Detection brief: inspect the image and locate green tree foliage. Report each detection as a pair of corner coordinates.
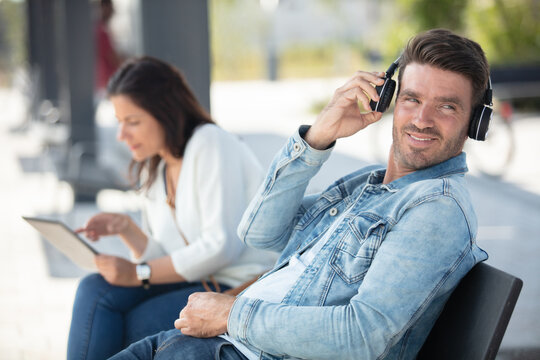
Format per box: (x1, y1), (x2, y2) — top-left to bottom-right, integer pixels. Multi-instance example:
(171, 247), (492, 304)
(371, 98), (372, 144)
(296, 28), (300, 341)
(384, 0), (540, 66)
(467, 0), (540, 65)
(0, 0), (26, 85)
(397, 0), (469, 31)
(209, 0), (268, 80)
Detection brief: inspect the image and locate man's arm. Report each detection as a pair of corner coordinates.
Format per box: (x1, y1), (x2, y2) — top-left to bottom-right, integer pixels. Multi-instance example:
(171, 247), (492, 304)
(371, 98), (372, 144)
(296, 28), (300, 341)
(228, 197), (478, 359)
(236, 127), (333, 253)
(238, 71), (385, 252)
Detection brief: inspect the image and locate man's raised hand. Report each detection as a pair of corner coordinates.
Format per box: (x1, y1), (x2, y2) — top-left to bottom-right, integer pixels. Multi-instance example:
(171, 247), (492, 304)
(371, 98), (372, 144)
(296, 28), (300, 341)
(305, 71), (386, 150)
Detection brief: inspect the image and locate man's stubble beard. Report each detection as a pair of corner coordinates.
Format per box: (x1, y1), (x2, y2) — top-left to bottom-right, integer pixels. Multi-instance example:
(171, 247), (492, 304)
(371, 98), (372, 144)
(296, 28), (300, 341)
(391, 123), (468, 171)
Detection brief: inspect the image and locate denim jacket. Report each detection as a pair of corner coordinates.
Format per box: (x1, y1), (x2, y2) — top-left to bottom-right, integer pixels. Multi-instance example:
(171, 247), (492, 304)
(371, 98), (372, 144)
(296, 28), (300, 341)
(228, 126), (488, 360)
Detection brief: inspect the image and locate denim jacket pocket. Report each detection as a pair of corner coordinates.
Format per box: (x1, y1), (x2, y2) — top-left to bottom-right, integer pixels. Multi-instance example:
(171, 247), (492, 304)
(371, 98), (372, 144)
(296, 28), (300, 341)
(330, 215), (386, 284)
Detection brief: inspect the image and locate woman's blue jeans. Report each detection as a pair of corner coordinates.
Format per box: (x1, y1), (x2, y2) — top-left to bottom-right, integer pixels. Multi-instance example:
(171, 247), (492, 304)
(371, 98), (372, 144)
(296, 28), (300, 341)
(67, 273), (230, 360)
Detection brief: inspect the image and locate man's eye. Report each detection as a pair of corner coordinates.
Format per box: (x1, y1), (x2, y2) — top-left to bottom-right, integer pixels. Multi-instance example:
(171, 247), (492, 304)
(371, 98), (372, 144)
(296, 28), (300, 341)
(442, 104), (456, 111)
(406, 98), (419, 103)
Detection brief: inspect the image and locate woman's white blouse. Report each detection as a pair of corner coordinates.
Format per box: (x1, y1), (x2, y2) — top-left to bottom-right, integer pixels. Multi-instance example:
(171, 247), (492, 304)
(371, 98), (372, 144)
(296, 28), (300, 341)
(137, 124), (277, 287)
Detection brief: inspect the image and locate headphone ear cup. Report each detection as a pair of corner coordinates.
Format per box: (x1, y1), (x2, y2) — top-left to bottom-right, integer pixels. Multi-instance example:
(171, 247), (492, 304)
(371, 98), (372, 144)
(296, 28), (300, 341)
(370, 79), (396, 113)
(468, 106), (481, 139)
(468, 105), (492, 141)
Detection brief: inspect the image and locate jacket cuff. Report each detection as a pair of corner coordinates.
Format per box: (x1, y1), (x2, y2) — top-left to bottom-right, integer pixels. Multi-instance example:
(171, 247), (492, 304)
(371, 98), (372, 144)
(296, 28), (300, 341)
(227, 296), (261, 343)
(288, 125), (334, 166)
(298, 124), (336, 150)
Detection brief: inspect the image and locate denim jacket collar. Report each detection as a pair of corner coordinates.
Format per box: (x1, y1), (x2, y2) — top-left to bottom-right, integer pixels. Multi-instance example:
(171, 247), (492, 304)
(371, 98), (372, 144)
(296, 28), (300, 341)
(368, 152), (469, 191)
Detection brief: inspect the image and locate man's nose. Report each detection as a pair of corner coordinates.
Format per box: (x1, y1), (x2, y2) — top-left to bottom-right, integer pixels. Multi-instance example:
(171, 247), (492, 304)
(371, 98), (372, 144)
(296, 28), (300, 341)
(412, 104), (435, 129)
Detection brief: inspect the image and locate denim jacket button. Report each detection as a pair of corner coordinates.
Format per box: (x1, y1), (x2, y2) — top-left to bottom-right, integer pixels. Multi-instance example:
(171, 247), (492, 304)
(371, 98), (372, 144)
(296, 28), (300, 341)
(293, 143), (301, 152)
(329, 207), (338, 216)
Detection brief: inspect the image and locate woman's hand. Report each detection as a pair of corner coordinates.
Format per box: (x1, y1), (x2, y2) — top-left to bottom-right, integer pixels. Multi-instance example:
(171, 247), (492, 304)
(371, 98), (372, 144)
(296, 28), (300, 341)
(76, 213), (131, 241)
(78, 213), (148, 260)
(95, 254), (140, 287)
(305, 71), (386, 150)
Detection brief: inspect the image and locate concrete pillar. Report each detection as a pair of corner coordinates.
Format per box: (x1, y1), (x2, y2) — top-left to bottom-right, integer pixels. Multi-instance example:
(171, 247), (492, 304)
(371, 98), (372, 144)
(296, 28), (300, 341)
(138, 0), (211, 111)
(55, 0), (95, 146)
(26, 0), (59, 108)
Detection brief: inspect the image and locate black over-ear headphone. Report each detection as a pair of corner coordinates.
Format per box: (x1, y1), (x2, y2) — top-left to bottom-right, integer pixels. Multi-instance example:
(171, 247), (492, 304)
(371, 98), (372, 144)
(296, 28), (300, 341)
(369, 57), (399, 114)
(468, 78), (493, 141)
(369, 58), (493, 141)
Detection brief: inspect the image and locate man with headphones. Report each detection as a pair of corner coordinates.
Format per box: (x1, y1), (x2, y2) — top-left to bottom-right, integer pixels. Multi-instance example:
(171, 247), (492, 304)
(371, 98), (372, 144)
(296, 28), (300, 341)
(112, 29), (490, 360)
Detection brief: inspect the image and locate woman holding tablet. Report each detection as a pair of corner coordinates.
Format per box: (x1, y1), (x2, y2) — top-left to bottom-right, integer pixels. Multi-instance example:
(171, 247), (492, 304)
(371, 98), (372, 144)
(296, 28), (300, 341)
(66, 57), (276, 360)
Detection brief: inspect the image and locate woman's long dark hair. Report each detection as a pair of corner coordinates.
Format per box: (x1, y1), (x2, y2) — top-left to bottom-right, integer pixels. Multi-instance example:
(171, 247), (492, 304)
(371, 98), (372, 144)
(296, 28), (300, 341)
(107, 56), (215, 190)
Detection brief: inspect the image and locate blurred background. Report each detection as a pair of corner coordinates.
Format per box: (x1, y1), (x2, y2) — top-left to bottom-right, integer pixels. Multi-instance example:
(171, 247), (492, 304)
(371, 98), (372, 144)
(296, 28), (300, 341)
(0, 0), (539, 358)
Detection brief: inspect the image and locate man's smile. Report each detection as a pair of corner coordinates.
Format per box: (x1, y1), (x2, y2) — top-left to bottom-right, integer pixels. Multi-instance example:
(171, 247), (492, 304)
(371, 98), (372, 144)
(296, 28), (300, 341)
(405, 131), (439, 148)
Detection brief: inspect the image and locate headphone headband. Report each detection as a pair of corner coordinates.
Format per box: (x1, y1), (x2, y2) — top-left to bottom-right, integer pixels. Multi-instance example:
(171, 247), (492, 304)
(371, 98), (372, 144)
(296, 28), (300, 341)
(483, 77), (493, 106)
(385, 56), (400, 78)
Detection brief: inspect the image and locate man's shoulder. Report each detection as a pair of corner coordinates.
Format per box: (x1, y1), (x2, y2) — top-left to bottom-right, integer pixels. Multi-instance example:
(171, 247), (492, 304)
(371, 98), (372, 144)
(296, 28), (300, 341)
(407, 173), (469, 198)
(397, 175), (475, 223)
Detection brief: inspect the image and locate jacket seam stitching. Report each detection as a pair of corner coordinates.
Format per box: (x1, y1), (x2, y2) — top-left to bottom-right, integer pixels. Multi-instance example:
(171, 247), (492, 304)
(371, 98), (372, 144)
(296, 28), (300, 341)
(240, 299), (261, 344)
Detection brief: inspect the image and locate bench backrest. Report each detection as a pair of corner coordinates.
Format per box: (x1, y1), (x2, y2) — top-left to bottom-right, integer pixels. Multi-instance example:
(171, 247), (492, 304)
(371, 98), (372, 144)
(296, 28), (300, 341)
(417, 262), (523, 360)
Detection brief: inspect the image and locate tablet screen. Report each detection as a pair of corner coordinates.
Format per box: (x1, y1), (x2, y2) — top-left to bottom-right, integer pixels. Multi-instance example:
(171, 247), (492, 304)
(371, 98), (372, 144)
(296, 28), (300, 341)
(23, 216), (98, 270)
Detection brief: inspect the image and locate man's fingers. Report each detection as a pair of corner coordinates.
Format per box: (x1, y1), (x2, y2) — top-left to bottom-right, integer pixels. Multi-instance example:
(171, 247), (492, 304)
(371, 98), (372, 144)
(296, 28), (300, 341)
(338, 72), (385, 98)
(363, 111), (384, 125)
(178, 308), (187, 320)
(176, 307), (189, 328)
(351, 70), (385, 83)
(350, 74), (385, 97)
(175, 318), (195, 337)
(339, 87), (371, 113)
(179, 327), (196, 337)
(340, 77), (383, 103)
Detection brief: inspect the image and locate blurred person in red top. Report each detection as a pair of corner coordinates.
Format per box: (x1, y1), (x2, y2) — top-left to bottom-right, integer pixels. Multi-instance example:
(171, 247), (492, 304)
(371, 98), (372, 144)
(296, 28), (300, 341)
(95, 0), (123, 97)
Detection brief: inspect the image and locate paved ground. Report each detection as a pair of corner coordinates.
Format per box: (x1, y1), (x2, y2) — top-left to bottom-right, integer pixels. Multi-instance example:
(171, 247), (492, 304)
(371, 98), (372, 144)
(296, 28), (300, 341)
(1, 78), (539, 359)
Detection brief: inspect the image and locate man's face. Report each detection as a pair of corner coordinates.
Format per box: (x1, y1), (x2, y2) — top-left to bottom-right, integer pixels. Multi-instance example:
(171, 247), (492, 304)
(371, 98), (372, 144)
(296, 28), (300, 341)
(391, 63), (473, 172)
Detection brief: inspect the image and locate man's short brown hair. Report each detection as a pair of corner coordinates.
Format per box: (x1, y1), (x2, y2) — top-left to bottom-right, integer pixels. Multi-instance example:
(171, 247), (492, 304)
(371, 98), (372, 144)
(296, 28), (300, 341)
(397, 29), (490, 107)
